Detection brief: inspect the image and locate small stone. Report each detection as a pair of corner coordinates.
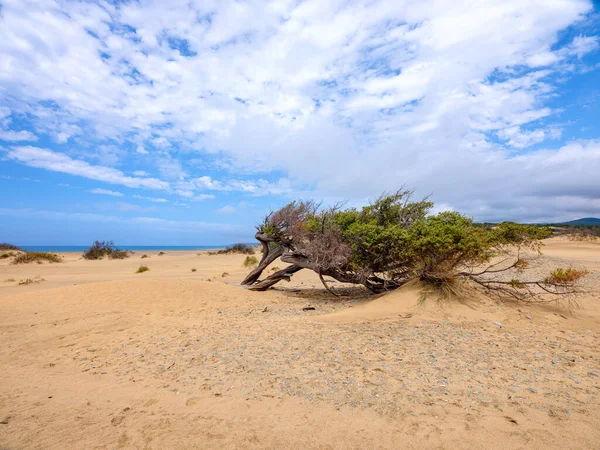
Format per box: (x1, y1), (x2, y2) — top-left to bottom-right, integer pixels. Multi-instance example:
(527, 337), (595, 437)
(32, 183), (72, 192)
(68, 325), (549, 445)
(529, 387), (537, 393)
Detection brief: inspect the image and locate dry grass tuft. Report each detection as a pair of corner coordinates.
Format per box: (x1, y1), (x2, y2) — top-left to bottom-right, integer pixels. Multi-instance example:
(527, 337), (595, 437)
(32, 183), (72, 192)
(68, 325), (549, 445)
(191, 268), (197, 272)
(18, 276), (45, 285)
(141, 254), (149, 259)
(544, 267), (589, 285)
(158, 251), (166, 256)
(136, 265), (150, 273)
(3, 278), (16, 283)
(0, 243), (21, 251)
(12, 252), (61, 264)
(243, 255), (258, 268)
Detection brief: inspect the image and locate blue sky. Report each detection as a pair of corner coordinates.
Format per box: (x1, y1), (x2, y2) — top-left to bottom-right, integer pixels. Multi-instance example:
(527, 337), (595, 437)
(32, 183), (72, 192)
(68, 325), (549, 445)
(1, 0), (599, 245)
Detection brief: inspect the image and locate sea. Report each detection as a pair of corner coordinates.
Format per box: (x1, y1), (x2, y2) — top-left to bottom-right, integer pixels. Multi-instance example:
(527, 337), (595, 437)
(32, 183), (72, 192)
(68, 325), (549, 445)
(18, 245), (226, 253)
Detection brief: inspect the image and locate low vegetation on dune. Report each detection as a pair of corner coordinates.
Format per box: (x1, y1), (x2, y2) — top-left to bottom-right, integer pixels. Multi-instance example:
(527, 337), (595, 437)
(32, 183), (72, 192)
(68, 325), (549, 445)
(243, 255), (259, 268)
(210, 243), (255, 255)
(83, 241), (130, 260)
(0, 243), (21, 251)
(12, 252), (61, 264)
(136, 265), (150, 273)
(0, 251), (17, 259)
(141, 254), (149, 259)
(241, 189), (585, 305)
(18, 276), (45, 285)
(158, 251), (166, 256)
(3, 278), (16, 283)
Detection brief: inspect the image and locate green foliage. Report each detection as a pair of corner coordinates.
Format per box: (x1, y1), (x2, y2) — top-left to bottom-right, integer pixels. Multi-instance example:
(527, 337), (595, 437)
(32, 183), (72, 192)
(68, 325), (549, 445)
(249, 190), (587, 299)
(12, 252), (61, 264)
(83, 241), (130, 260)
(136, 265), (150, 273)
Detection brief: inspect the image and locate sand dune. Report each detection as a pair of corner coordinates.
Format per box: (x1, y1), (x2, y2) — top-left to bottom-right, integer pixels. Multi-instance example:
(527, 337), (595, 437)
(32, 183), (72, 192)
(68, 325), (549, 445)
(0, 238), (599, 449)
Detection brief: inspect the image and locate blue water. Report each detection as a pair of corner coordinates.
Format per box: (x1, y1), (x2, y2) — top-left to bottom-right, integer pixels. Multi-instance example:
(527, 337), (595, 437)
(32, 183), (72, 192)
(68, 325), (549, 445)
(19, 245), (227, 253)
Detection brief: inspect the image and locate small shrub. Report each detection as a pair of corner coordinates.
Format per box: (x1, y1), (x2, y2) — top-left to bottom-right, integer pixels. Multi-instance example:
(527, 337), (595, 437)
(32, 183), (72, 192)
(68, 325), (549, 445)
(221, 272), (229, 277)
(4, 278), (15, 282)
(213, 243), (255, 255)
(191, 268), (197, 272)
(136, 265), (150, 273)
(18, 276), (45, 285)
(12, 252), (61, 264)
(158, 251), (166, 256)
(83, 241), (130, 260)
(270, 266), (280, 272)
(243, 255), (258, 268)
(141, 254), (149, 259)
(0, 251), (16, 259)
(0, 243), (21, 251)
(545, 267), (589, 285)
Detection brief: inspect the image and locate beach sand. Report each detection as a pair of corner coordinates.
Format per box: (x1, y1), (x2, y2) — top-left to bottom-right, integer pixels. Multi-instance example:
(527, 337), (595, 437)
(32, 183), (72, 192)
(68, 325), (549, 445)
(0, 238), (599, 449)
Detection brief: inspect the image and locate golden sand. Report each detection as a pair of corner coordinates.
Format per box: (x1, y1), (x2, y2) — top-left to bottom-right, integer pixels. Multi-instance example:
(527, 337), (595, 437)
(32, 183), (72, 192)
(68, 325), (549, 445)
(0, 238), (599, 449)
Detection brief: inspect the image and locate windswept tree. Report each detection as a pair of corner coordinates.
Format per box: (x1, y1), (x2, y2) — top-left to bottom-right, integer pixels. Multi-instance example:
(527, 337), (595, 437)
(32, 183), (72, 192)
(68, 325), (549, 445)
(241, 190), (586, 303)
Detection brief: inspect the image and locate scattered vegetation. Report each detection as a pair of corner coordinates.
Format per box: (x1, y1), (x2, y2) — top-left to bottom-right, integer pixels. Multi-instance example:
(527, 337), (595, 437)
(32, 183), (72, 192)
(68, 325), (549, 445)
(0, 251), (17, 259)
(243, 255), (259, 268)
(18, 276), (45, 285)
(141, 254), (149, 259)
(136, 265), (150, 273)
(3, 278), (15, 283)
(83, 241), (130, 260)
(222, 272), (229, 277)
(12, 252), (61, 264)
(158, 251), (166, 256)
(270, 266), (280, 272)
(191, 268), (197, 272)
(0, 243), (21, 251)
(210, 243), (255, 255)
(545, 267), (589, 285)
(241, 189), (587, 304)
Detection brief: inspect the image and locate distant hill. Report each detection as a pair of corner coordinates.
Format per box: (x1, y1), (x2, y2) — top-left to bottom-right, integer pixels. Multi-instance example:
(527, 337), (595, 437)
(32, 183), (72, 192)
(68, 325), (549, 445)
(561, 218), (600, 226)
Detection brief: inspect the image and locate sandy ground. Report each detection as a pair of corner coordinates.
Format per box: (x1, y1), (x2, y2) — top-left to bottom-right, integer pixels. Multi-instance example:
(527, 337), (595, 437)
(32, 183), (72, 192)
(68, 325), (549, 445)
(0, 238), (599, 449)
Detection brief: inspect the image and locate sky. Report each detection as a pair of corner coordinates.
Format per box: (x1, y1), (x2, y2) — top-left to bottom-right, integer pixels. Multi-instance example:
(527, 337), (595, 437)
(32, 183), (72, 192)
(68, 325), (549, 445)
(0, 0), (599, 245)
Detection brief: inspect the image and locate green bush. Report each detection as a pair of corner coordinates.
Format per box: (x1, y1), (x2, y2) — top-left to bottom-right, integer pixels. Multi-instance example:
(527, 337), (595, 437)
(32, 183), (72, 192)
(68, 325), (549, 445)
(242, 190), (587, 302)
(83, 241), (130, 260)
(12, 252), (61, 264)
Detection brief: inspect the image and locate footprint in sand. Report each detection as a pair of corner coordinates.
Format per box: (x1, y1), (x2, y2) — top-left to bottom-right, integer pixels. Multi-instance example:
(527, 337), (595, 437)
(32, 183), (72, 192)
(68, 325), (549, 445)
(186, 397), (201, 407)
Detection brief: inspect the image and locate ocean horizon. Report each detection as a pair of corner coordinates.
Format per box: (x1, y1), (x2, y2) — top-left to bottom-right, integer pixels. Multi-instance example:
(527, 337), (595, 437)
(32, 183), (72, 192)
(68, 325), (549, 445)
(18, 245), (229, 253)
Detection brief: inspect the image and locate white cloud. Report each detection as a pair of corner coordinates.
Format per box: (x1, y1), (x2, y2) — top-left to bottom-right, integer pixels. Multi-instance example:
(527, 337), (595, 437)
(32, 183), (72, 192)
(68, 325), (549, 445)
(190, 194), (215, 201)
(90, 188), (124, 197)
(4, 146), (170, 190)
(133, 194), (168, 203)
(133, 170), (149, 177)
(0, 0), (598, 221)
(0, 130), (38, 142)
(217, 205), (236, 214)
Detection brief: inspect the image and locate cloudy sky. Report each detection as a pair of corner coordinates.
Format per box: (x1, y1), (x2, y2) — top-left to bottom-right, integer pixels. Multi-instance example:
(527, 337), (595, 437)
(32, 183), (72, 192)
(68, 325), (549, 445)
(1, 0), (599, 245)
